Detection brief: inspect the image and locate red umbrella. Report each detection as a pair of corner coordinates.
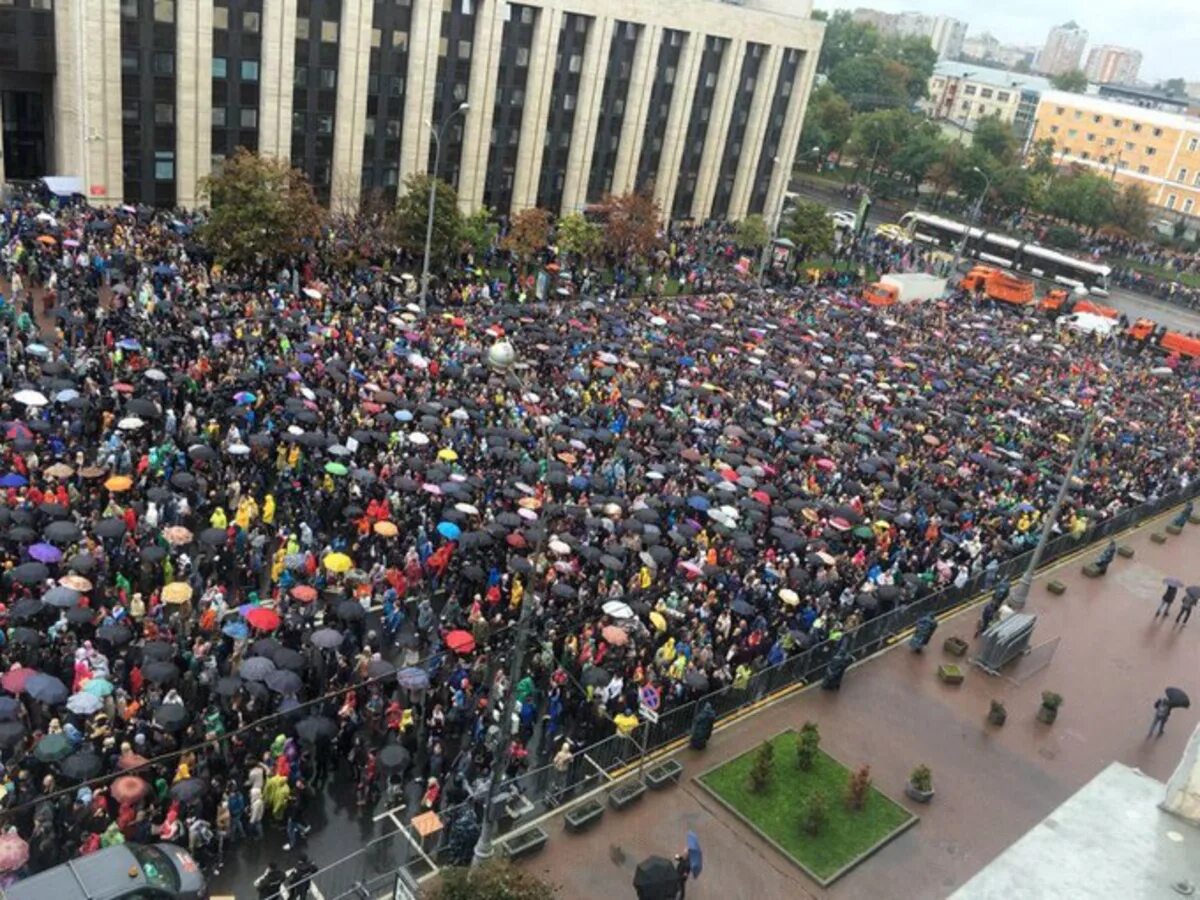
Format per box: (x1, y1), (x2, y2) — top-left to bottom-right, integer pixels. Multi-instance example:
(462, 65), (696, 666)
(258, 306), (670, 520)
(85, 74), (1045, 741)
(1, 666), (37, 694)
(445, 630), (475, 654)
(751, 490), (772, 505)
(110, 775), (150, 804)
(601, 625), (629, 646)
(246, 608), (281, 631)
(290, 585), (318, 603)
(117, 752), (149, 771)
(0, 833), (29, 872)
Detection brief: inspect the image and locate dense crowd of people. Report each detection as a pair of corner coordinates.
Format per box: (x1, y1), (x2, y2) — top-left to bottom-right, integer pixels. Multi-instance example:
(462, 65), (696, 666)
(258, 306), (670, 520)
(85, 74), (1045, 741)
(0, 196), (1194, 896)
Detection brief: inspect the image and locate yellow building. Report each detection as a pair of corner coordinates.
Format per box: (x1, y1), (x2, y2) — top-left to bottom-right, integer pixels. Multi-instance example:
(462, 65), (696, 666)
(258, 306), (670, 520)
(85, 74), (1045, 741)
(1032, 90), (1200, 216)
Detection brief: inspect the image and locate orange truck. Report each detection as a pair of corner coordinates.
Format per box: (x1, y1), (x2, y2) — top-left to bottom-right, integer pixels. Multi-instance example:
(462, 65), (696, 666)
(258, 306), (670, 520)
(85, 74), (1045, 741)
(959, 266), (1035, 307)
(1039, 289), (1119, 319)
(1127, 318), (1200, 358)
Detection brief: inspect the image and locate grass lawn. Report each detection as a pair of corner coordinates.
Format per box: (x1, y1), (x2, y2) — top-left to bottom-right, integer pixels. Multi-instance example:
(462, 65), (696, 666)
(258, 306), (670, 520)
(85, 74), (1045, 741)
(699, 732), (915, 884)
(1114, 258), (1200, 289)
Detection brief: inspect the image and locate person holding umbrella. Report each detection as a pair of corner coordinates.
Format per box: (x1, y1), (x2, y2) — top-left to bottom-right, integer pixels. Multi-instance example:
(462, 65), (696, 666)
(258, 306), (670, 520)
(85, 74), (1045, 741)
(1157, 578), (1182, 618)
(1176, 587), (1198, 626)
(1147, 690), (1190, 738)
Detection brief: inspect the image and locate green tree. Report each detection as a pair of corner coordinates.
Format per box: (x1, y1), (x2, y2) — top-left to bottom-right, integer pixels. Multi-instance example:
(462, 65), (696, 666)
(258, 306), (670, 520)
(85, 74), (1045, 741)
(594, 187), (664, 261)
(748, 739), (776, 793)
(848, 108), (913, 178)
(893, 122), (949, 193)
(779, 200), (835, 262)
(459, 207), (498, 260)
(735, 214), (770, 250)
(796, 721), (821, 771)
(816, 10), (880, 75)
(972, 114), (1018, 166)
(500, 207), (552, 269)
(428, 860), (556, 900)
(1050, 69), (1089, 93)
(829, 56), (908, 111)
(800, 84), (855, 158)
(1161, 77), (1189, 98)
(1109, 184), (1151, 237)
(990, 165), (1032, 214)
(884, 34), (939, 101)
(1026, 138), (1058, 178)
(1045, 170), (1115, 229)
(198, 148), (324, 270)
(802, 792), (829, 836)
(556, 211), (603, 262)
(391, 173), (463, 270)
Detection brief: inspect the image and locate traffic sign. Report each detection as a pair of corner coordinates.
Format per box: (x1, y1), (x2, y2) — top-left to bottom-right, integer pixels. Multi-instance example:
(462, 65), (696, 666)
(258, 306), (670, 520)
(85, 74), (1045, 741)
(639, 684), (661, 712)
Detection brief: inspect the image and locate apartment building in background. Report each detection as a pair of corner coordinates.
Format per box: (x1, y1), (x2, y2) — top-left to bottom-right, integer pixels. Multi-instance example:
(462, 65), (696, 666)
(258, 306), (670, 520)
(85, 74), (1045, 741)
(1032, 90), (1200, 216)
(851, 8), (966, 60)
(923, 61), (1051, 143)
(959, 32), (1038, 71)
(0, 0), (824, 224)
(1084, 45), (1141, 86)
(1034, 21), (1087, 77)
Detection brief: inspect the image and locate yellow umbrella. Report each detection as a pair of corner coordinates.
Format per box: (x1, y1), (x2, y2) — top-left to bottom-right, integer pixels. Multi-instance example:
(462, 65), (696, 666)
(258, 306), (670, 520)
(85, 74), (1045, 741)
(436, 448), (458, 462)
(323, 552), (353, 574)
(649, 611), (667, 632)
(162, 582), (193, 604)
(779, 588), (800, 606)
(373, 521), (398, 537)
(104, 475), (133, 492)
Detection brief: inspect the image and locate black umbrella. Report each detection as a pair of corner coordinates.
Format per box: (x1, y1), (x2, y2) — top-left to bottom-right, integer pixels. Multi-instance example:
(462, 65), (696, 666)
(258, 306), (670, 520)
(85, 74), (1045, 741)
(633, 856), (680, 900)
(239, 657), (276, 682)
(295, 716), (337, 743)
(59, 750), (103, 781)
(309, 628), (343, 649)
(377, 744), (410, 772)
(43, 521), (83, 544)
(65, 606), (94, 626)
(0, 719), (26, 748)
(266, 669), (303, 695)
(96, 624), (133, 646)
(215, 676), (244, 697)
(199, 527), (227, 545)
(273, 648), (305, 672)
(10, 627), (43, 647)
(169, 778), (207, 802)
(93, 518), (127, 539)
(336, 600), (365, 622)
(42, 585), (81, 608)
(142, 661), (179, 685)
(581, 665), (611, 688)
(1166, 687), (1191, 709)
(9, 562), (49, 584)
(153, 704), (188, 732)
(141, 640), (175, 661)
(25, 673), (68, 705)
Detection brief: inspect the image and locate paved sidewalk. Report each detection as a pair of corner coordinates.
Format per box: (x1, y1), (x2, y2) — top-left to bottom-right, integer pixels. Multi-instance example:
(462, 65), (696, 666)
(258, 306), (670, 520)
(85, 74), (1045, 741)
(520, 507), (1200, 900)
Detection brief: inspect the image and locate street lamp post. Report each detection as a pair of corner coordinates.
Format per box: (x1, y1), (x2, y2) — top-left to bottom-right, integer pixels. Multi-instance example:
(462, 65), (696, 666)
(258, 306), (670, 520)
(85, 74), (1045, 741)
(945, 165), (992, 292)
(418, 101), (469, 314)
(757, 156), (783, 287)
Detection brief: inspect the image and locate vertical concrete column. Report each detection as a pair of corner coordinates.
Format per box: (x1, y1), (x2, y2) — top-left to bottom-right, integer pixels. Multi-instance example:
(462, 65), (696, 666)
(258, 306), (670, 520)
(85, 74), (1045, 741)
(690, 39), (743, 222)
(764, 50), (815, 228)
(176, 0), (213, 208)
(457, 0), (505, 212)
(728, 44), (780, 220)
(610, 23), (659, 195)
(559, 15), (612, 215)
(329, 0), (373, 212)
(510, 5), (562, 211)
(259, 0), (298, 159)
(654, 31), (703, 217)
(400, 0), (440, 186)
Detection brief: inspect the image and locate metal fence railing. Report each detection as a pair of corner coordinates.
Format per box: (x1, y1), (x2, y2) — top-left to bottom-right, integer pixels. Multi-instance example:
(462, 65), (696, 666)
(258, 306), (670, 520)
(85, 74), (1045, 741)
(298, 480), (1200, 896)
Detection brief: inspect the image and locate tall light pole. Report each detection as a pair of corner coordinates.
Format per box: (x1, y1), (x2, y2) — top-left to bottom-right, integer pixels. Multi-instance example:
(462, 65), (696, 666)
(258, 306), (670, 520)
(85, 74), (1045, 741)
(419, 101), (469, 314)
(757, 156), (783, 287)
(944, 165), (992, 293)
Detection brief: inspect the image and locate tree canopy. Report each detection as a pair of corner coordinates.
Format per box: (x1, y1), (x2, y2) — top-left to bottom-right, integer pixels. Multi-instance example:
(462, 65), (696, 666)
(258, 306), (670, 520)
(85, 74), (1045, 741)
(779, 200), (835, 261)
(391, 173), (463, 271)
(593, 187), (664, 262)
(426, 860), (556, 900)
(500, 207), (552, 267)
(199, 149), (324, 270)
(555, 211), (603, 262)
(1050, 69), (1088, 93)
(735, 214), (770, 250)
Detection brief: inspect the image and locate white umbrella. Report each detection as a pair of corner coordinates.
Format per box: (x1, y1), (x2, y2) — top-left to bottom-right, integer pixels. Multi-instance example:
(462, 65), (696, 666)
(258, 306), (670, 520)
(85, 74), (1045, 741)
(549, 539), (572, 556)
(145, 368), (168, 381)
(302, 287), (322, 299)
(454, 503), (480, 516)
(227, 443), (250, 456)
(408, 431), (429, 446)
(117, 417), (145, 431)
(603, 600), (634, 619)
(13, 390), (47, 407)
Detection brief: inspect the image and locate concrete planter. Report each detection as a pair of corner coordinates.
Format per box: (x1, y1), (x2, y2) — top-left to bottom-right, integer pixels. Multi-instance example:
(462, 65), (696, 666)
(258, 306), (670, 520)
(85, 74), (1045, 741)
(937, 664), (964, 685)
(1081, 563), (1103, 577)
(942, 637), (968, 657)
(904, 781), (935, 803)
(564, 799), (605, 834)
(608, 780), (647, 811)
(501, 825), (548, 860)
(1117, 545), (1135, 558)
(645, 760), (683, 790)
(1189, 514), (1200, 525)
(1167, 524), (1183, 536)
(1037, 705), (1059, 724)
(1151, 533), (1167, 544)
(1047, 580), (1067, 595)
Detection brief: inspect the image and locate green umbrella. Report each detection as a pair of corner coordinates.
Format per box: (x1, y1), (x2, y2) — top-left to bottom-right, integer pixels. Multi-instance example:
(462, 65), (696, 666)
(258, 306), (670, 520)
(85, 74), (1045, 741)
(324, 462), (348, 476)
(852, 433), (870, 445)
(852, 526), (875, 540)
(34, 733), (73, 763)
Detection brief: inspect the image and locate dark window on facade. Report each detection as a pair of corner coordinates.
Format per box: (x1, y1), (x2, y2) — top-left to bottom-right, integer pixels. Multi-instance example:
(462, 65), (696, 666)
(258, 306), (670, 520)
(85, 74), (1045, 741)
(427, 0), (477, 191)
(535, 12), (591, 212)
(211, 1), (263, 162)
(671, 35), (726, 220)
(749, 47), (803, 215)
(0, 0), (56, 179)
(361, 0), (413, 206)
(482, 3), (536, 214)
(291, 0), (341, 203)
(711, 42), (765, 220)
(121, 0), (177, 206)
(635, 28), (685, 192)
(586, 21), (640, 203)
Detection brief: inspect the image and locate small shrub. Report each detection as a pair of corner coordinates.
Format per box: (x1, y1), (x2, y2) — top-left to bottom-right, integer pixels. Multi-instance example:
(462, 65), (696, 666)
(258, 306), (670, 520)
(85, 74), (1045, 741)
(748, 740), (776, 793)
(845, 764), (872, 811)
(1040, 691), (1064, 711)
(909, 765), (932, 793)
(802, 792), (829, 836)
(988, 700), (1007, 725)
(796, 721), (820, 771)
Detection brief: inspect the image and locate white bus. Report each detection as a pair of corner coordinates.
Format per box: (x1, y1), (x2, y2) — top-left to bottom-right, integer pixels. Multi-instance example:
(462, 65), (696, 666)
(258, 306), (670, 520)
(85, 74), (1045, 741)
(898, 212), (1111, 296)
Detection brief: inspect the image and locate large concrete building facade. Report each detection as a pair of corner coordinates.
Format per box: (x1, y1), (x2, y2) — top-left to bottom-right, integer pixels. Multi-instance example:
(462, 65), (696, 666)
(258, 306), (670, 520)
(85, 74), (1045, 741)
(0, 0), (823, 224)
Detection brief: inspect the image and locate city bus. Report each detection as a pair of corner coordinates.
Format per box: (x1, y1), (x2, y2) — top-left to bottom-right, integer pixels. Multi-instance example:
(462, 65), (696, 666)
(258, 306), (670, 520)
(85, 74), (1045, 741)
(897, 212), (1112, 296)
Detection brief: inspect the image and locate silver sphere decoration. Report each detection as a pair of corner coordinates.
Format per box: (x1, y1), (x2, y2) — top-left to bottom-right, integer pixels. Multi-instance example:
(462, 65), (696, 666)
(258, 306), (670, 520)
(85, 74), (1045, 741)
(487, 340), (516, 372)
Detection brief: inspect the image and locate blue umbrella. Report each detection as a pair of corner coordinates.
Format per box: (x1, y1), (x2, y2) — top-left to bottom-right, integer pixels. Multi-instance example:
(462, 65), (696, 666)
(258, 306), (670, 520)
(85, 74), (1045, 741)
(687, 495), (710, 511)
(397, 410), (414, 422)
(569, 475), (590, 491)
(222, 621), (249, 640)
(117, 338), (141, 351)
(0, 474), (27, 488)
(687, 831), (702, 878)
(25, 673), (68, 705)
(67, 692), (103, 716)
(239, 657), (276, 682)
(436, 521), (462, 541)
(396, 667), (430, 690)
(28, 543), (63, 564)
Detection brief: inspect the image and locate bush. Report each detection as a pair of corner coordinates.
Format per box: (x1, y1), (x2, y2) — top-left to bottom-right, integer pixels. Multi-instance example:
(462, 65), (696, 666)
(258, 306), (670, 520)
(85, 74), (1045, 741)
(797, 721), (821, 771)
(845, 764), (872, 811)
(802, 792), (829, 836)
(909, 765), (932, 793)
(748, 740), (776, 793)
(1040, 691), (1064, 710)
(1044, 225), (1081, 250)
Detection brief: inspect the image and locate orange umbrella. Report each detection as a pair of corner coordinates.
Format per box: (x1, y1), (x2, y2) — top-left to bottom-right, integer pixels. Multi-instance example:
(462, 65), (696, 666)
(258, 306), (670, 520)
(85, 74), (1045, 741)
(104, 475), (133, 492)
(373, 521), (398, 537)
(36, 235), (56, 245)
(290, 585), (318, 603)
(110, 775), (150, 804)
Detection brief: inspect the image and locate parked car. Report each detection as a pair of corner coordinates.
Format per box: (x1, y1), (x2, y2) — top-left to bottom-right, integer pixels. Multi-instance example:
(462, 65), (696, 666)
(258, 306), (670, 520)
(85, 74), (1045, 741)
(874, 222), (910, 244)
(828, 210), (857, 231)
(1, 843), (206, 900)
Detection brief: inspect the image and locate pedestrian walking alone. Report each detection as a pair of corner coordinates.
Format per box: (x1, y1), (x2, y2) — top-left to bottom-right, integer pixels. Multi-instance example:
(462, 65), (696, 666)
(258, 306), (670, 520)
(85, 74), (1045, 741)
(1176, 591), (1197, 626)
(1148, 696), (1172, 738)
(674, 853), (691, 899)
(1157, 582), (1178, 618)
(286, 853), (319, 900)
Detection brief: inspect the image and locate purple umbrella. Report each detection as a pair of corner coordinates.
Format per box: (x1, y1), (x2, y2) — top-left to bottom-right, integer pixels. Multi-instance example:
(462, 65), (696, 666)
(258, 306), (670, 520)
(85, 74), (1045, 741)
(28, 543), (63, 564)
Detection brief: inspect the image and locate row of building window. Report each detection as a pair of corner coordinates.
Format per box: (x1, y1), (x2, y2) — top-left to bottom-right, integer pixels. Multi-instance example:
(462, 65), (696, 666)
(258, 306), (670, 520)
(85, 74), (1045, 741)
(213, 7), (259, 32)
(0, 0), (53, 8)
(961, 85), (1011, 102)
(1165, 195), (1195, 213)
(213, 57), (259, 81)
(296, 18), (339, 42)
(213, 107), (258, 128)
(1054, 106), (1165, 137)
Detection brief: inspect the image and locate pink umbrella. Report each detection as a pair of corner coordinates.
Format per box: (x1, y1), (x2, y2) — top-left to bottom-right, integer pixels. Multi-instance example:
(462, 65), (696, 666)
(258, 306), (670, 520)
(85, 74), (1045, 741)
(0, 832), (29, 872)
(601, 625), (630, 646)
(1, 666), (37, 695)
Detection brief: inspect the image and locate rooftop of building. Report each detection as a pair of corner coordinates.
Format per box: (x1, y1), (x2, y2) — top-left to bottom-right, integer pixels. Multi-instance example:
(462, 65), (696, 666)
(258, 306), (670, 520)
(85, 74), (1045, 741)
(1039, 89), (1200, 132)
(932, 60), (1053, 93)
